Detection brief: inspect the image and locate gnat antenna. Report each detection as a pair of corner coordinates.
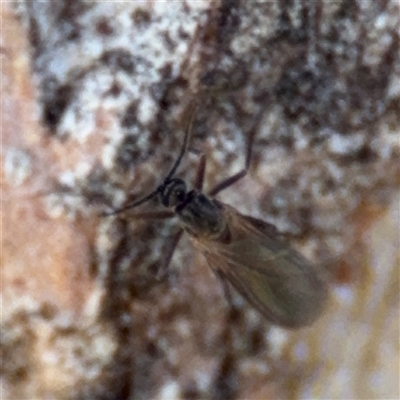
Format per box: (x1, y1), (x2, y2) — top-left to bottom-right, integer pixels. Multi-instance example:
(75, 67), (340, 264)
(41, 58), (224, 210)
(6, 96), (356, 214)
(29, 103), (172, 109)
(102, 102), (198, 216)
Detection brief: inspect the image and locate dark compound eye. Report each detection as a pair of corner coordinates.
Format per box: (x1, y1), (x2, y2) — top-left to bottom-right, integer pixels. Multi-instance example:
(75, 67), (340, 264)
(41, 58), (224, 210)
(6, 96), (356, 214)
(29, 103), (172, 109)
(162, 179), (187, 207)
(176, 188), (185, 200)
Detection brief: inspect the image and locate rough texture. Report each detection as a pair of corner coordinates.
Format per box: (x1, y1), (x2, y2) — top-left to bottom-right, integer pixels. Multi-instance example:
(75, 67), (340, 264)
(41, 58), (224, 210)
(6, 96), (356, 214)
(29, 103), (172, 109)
(2, 1), (399, 399)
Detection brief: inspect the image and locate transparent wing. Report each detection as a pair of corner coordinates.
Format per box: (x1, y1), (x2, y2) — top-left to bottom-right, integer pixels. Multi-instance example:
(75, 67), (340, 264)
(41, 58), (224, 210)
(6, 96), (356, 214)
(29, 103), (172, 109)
(199, 213), (329, 328)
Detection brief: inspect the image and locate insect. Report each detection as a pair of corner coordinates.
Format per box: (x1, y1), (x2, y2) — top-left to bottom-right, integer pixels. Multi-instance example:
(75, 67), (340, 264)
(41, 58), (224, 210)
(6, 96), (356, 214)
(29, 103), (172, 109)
(104, 102), (329, 328)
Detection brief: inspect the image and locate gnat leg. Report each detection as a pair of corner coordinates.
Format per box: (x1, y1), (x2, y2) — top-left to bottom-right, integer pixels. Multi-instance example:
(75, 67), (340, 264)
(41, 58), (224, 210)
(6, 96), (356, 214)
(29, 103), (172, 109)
(209, 111), (261, 197)
(121, 211), (175, 220)
(156, 229), (184, 280)
(211, 269), (238, 321)
(213, 269), (233, 305)
(209, 169), (248, 197)
(193, 154), (207, 191)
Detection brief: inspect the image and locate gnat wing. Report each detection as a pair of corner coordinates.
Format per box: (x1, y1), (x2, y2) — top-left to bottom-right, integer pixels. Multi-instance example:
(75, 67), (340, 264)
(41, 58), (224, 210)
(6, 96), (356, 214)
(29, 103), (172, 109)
(196, 209), (329, 328)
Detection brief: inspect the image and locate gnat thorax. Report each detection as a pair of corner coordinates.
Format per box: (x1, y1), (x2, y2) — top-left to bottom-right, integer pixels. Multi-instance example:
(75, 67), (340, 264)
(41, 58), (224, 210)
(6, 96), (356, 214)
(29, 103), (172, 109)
(176, 191), (226, 238)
